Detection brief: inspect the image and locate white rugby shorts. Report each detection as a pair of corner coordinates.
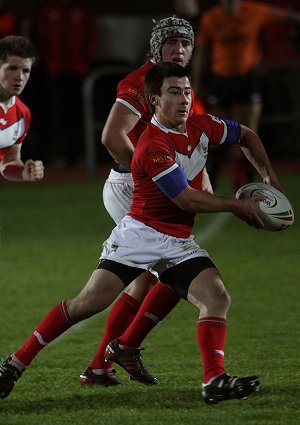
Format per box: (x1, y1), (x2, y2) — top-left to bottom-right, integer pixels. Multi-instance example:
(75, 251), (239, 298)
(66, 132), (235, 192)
(102, 169), (134, 224)
(100, 216), (210, 276)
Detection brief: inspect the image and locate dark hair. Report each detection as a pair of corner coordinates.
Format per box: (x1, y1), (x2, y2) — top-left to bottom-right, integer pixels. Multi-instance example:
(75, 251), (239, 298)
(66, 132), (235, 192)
(0, 35), (36, 64)
(145, 62), (190, 114)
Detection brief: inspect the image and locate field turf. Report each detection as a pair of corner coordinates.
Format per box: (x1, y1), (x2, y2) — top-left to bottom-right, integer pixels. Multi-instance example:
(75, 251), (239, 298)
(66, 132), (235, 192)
(0, 172), (299, 425)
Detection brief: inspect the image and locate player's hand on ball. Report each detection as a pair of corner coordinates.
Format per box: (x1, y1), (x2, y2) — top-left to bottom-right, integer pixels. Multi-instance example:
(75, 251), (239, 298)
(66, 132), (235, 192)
(233, 195), (265, 229)
(236, 182), (294, 231)
(23, 159), (44, 181)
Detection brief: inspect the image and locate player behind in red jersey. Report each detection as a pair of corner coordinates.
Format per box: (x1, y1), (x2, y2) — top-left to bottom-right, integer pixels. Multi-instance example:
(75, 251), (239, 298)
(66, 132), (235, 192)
(0, 35), (44, 182)
(0, 62), (282, 404)
(80, 16), (210, 386)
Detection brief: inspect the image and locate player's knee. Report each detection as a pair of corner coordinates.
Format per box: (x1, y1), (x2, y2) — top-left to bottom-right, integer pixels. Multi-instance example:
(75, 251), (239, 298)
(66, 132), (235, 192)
(66, 296), (100, 322)
(213, 280), (231, 310)
(220, 289), (231, 311)
(125, 276), (156, 301)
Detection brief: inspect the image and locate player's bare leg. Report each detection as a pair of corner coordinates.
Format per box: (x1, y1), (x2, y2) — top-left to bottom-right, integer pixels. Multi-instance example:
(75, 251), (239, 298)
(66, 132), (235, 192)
(0, 269), (124, 399)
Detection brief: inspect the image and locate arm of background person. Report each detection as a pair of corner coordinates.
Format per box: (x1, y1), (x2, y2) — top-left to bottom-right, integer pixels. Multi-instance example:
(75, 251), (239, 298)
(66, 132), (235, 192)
(284, 10), (300, 25)
(191, 43), (210, 99)
(101, 102), (139, 171)
(173, 0), (200, 18)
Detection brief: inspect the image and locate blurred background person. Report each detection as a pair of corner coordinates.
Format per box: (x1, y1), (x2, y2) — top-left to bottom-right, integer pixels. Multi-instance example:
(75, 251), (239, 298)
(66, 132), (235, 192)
(0, 0), (19, 38)
(191, 0), (300, 191)
(173, 0), (218, 31)
(30, 0), (97, 166)
(172, 1), (218, 115)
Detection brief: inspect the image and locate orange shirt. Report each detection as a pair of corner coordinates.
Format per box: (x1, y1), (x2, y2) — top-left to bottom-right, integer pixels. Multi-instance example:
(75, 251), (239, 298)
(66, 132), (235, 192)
(196, 1), (286, 76)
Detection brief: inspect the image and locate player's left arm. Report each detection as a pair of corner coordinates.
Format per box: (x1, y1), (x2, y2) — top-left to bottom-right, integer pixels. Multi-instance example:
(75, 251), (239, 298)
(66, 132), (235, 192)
(238, 124), (282, 191)
(0, 145), (44, 182)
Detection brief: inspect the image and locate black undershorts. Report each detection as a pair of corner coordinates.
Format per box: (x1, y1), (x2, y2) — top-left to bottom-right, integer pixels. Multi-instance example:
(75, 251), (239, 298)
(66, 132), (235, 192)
(97, 256), (216, 300)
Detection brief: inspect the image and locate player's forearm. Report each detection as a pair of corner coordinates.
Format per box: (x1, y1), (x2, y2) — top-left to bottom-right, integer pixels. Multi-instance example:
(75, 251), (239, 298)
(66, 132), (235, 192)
(174, 186), (238, 214)
(239, 125), (281, 189)
(174, 186), (264, 229)
(102, 134), (134, 171)
(0, 162), (24, 182)
(105, 144), (134, 171)
(190, 194), (237, 214)
(242, 149), (281, 191)
(241, 146), (273, 180)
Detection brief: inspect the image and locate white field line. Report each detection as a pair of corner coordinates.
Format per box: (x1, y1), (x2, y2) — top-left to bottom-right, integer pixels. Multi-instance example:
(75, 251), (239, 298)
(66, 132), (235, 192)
(195, 212), (231, 244)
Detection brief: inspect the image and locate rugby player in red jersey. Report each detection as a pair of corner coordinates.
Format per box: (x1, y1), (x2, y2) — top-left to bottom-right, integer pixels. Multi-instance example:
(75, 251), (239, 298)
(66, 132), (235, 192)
(0, 62), (282, 404)
(0, 35), (44, 182)
(80, 16), (209, 386)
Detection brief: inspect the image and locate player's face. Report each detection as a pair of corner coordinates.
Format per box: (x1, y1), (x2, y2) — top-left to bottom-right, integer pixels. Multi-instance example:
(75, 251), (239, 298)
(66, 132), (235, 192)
(0, 56), (32, 100)
(153, 76), (192, 131)
(161, 37), (193, 67)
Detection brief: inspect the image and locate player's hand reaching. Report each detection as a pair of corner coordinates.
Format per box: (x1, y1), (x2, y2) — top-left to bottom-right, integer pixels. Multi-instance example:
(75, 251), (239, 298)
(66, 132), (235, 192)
(262, 174), (283, 193)
(22, 159), (44, 182)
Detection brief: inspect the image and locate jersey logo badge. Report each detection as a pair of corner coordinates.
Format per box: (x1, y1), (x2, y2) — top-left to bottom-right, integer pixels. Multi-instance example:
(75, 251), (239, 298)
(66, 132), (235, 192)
(0, 118), (7, 125)
(148, 151), (172, 166)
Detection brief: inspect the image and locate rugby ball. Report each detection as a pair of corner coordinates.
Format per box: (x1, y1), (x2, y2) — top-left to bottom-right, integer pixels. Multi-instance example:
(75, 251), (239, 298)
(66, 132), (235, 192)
(235, 182), (294, 231)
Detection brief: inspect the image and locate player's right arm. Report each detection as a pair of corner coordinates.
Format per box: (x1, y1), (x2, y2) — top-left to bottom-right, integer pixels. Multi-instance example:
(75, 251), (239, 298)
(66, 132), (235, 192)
(0, 145), (44, 182)
(153, 163), (264, 229)
(174, 183), (264, 229)
(101, 102), (139, 171)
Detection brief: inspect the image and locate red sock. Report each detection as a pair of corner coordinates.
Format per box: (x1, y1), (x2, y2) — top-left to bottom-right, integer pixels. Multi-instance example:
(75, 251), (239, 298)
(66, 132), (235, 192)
(119, 282), (180, 348)
(89, 292), (141, 369)
(197, 317), (227, 383)
(14, 301), (73, 367)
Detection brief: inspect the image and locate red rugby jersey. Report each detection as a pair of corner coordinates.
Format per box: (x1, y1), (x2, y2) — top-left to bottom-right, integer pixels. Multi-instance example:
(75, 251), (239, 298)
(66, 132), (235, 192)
(0, 97), (31, 161)
(130, 114), (237, 238)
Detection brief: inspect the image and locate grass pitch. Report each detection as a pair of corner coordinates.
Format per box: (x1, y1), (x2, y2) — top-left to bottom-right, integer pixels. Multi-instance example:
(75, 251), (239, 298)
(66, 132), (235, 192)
(0, 173), (299, 425)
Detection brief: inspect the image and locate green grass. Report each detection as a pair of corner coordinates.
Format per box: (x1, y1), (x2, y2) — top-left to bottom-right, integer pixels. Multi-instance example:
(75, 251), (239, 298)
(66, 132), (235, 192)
(0, 174), (299, 425)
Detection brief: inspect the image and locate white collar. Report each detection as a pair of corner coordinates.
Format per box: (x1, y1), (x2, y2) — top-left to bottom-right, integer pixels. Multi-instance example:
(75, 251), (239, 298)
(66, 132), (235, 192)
(151, 114), (187, 136)
(0, 96), (16, 113)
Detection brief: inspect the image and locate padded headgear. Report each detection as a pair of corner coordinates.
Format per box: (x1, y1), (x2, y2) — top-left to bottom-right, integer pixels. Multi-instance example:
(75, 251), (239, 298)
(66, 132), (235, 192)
(150, 16), (194, 63)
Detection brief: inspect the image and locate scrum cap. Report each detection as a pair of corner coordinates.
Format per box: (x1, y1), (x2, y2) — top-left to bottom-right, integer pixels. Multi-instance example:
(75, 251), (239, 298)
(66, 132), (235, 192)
(150, 16), (194, 63)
